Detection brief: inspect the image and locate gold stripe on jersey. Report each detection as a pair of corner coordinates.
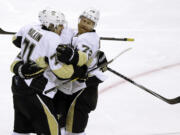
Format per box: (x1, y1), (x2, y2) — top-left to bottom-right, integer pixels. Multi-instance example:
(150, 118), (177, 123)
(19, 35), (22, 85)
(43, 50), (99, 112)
(66, 89), (85, 132)
(12, 35), (17, 42)
(10, 60), (20, 73)
(52, 64), (74, 79)
(86, 58), (93, 67)
(36, 57), (48, 68)
(37, 95), (59, 135)
(24, 68), (45, 77)
(77, 51), (88, 66)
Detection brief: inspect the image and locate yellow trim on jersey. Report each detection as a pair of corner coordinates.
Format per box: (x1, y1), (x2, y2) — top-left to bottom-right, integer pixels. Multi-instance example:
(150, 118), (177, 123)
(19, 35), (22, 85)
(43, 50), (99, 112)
(10, 60), (20, 73)
(86, 58), (93, 67)
(37, 94), (59, 135)
(66, 99), (76, 132)
(36, 57), (48, 68)
(52, 64), (74, 79)
(24, 68), (45, 77)
(12, 35), (17, 42)
(66, 89), (85, 132)
(77, 51), (88, 66)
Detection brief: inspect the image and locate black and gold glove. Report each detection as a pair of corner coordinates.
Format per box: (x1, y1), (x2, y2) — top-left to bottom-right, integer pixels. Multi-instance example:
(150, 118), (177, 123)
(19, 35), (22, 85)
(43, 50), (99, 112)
(72, 65), (88, 82)
(56, 45), (79, 65)
(97, 51), (108, 72)
(13, 61), (44, 79)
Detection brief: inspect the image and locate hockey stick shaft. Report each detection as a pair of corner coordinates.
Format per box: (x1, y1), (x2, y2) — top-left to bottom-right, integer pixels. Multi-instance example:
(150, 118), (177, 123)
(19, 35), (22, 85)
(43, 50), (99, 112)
(0, 28), (135, 42)
(44, 48), (132, 94)
(64, 47), (132, 84)
(0, 28), (16, 34)
(100, 37), (134, 41)
(107, 67), (180, 105)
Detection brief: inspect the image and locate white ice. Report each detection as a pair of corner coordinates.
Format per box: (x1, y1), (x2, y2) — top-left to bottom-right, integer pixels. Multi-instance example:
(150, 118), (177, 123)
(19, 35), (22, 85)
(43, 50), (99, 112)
(0, 0), (180, 134)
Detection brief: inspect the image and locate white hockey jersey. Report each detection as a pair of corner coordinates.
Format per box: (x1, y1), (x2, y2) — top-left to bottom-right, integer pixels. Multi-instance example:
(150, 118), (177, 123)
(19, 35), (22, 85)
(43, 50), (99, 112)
(12, 25), (106, 97)
(12, 24), (87, 97)
(72, 30), (107, 82)
(13, 24), (71, 97)
(42, 27), (88, 95)
(42, 29), (107, 95)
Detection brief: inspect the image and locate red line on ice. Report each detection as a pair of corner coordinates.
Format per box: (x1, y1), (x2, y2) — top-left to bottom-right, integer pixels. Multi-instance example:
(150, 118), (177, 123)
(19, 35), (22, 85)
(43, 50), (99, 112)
(99, 62), (180, 94)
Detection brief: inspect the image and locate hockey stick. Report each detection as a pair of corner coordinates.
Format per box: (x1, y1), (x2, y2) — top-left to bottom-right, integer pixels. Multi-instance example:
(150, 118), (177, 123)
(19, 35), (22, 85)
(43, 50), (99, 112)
(0, 28), (135, 42)
(100, 37), (134, 41)
(44, 48), (132, 94)
(63, 47), (132, 84)
(107, 67), (180, 105)
(0, 28), (16, 34)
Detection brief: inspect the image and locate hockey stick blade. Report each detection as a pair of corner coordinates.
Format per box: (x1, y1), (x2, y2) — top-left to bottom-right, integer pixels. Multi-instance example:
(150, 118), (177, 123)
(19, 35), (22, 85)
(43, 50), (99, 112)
(107, 67), (180, 105)
(166, 96), (180, 104)
(45, 48), (132, 94)
(100, 37), (134, 42)
(0, 28), (16, 34)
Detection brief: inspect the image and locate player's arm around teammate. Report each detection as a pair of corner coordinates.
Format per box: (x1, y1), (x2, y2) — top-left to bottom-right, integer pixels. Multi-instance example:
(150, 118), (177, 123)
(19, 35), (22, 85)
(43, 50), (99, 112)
(10, 7), (74, 135)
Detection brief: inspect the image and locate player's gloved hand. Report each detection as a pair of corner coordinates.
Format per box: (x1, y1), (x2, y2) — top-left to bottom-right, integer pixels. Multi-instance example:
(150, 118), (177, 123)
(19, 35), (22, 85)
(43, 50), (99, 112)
(97, 51), (108, 72)
(56, 45), (78, 65)
(13, 61), (45, 79)
(71, 65), (88, 82)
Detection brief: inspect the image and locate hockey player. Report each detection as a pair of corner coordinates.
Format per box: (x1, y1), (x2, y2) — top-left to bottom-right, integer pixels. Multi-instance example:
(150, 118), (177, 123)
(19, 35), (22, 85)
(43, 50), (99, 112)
(10, 8), (87, 135)
(54, 7), (108, 135)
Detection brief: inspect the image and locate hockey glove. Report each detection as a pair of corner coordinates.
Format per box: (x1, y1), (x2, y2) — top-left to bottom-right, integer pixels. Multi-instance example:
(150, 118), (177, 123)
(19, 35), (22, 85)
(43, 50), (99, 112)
(97, 51), (108, 72)
(56, 45), (79, 65)
(71, 65), (88, 81)
(86, 76), (103, 86)
(13, 61), (45, 79)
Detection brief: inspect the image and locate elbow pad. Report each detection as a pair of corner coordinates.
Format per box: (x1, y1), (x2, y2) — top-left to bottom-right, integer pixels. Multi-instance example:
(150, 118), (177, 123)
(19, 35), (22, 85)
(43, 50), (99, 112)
(12, 36), (22, 48)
